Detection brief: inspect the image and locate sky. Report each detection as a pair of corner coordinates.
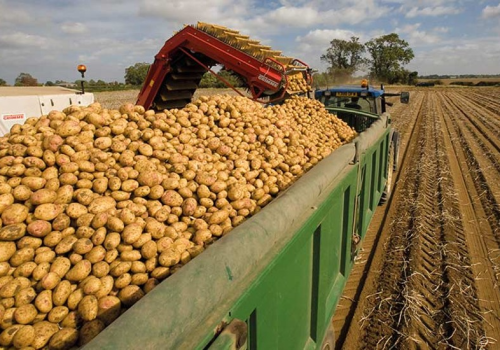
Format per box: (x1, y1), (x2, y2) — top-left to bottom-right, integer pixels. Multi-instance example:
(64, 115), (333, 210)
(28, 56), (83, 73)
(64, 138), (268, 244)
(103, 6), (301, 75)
(0, 0), (499, 85)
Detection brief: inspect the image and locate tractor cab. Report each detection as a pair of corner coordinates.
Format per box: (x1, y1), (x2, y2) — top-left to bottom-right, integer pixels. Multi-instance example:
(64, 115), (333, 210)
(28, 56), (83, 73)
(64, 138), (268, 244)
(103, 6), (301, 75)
(315, 81), (409, 133)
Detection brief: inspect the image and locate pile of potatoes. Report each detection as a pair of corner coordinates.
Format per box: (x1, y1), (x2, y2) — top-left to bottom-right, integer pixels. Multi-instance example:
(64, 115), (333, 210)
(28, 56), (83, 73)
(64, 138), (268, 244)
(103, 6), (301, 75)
(0, 94), (356, 349)
(287, 75), (311, 93)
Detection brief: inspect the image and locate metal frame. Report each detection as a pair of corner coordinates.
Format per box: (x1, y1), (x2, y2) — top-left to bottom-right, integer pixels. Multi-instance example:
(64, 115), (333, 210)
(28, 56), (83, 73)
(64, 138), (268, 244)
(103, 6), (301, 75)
(136, 25), (309, 109)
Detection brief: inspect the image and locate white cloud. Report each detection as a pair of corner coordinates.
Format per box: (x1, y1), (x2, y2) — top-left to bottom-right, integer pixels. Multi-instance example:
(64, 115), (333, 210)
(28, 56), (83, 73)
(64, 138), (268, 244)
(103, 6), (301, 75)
(61, 22), (88, 34)
(0, 32), (52, 49)
(396, 23), (441, 45)
(482, 4), (500, 18)
(0, 0), (31, 27)
(405, 6), (461, 18)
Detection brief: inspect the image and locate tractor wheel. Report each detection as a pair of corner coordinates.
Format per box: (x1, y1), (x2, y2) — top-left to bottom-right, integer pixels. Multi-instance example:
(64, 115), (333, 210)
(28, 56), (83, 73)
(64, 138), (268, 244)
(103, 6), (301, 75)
(380, 141), (395, 204)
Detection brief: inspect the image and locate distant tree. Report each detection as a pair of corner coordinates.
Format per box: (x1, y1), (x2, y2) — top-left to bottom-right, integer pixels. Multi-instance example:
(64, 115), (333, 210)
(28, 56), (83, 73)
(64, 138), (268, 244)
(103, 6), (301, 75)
(45, 81), (55, 86)
(0, 78), (7, 86)
(88, 79), (96, 86)
(96, 80), (107, 86)
(365, 33), (414, 84)
(321, 37), (366, 83)
(408, 71), (418, 85)
(125, 63), (150, 85)
(199, 70), (243, 88)
(15, 73), (38, 86)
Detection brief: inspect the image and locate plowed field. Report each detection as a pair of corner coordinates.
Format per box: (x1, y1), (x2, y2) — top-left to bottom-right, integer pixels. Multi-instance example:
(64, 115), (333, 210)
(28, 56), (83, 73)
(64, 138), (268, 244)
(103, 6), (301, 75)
(334, 87), (500, 349)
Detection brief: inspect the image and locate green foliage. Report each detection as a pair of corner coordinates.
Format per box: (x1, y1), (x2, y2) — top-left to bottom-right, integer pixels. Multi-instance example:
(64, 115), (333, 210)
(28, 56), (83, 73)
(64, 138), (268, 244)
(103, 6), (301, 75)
(15, 73), (38, 86)
(365, 33), (414, 84)
(199, 70), (244, 88)
(408, 71), (418, 85)
(0, 78), (7, 86)
(45, 81), (55, 86)
(321, 37), (366, 82)
(124, 62), (151, 85)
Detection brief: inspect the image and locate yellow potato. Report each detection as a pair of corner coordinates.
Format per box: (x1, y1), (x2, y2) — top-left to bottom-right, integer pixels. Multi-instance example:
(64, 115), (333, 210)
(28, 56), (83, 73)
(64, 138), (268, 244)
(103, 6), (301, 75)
(48, 327), (79, 350)
(13, 324), (35, 348)
(0, 242), (16, 262)
(118, 285), (144, 307)
(14, 303), (38, 324)
(65, 260), (92, 282)
(79, 319), (106, 346)
(52, 280), (72, 306)
(78, 295), (98, 321)
(34, 290), (53, 313)
(48, 305), (69, 323)
(0, 223), (27, 241)
(32, 321), (59, 349)
(0, 324), (23, 347)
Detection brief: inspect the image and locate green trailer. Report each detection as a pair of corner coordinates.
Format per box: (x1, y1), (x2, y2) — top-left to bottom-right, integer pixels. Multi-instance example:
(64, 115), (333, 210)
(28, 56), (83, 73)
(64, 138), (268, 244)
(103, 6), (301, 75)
(85, 86), (407, 350)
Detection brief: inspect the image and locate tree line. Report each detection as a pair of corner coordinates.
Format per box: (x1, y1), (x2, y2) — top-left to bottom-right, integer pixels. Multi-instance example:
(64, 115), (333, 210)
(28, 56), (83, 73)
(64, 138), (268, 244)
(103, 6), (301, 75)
(318, 33), (416, 85)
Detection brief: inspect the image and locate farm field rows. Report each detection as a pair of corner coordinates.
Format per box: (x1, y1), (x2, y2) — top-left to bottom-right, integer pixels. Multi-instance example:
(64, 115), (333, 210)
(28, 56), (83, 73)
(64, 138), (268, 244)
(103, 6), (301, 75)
(335, 87), (500, 349)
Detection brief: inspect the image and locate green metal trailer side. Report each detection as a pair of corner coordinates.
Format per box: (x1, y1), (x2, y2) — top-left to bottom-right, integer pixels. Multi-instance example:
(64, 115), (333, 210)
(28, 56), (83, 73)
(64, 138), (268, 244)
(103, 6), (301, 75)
(85, 114), (391, 350)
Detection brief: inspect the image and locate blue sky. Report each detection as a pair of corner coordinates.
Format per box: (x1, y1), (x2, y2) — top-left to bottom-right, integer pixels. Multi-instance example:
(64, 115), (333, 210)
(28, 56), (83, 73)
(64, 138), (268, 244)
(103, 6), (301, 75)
(0, 0), (499, 84)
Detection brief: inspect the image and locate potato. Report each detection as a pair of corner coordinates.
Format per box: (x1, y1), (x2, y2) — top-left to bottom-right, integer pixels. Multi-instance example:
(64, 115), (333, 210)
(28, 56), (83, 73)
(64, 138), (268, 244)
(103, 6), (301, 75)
(81, 276), (102, 295)
(161, 190), (183, 207)
(66, 202), (88, 219)
(208, 209), (230, 224)
(52, 280), (72, 306)
(12, 324), (35, 348)
(43, 230), (63, 248)
(48, 328), (78, 350)
(121, 223), (143, 244)
(72, 238), (93, 255)
(30, 189), (57, 205)
(31, 262), (50, 281)
(96, 295), (121, 325)
(14, 261), (37, 278)
(34, 203), (63, 221)
(14, 303), (38, 324)
(27, 220), (52, 238)
(32, 321), (59, 349)
(114, 273), (131, 289)
(60, 311), (83, 329)
(143, 278), (159, 294)
(0, 307), (16, 329)
(0, 242), (16, 262)
(65, 260), (91, 282)
(88, 196), (116, 214)
(78, 295), (98, 321)
(0, 279), (22, 298)
(34, 249), (56, 264)
(48, 305), (69, 323)
(40, 272), (61, 290)
(12, 185), (32, 201)
(9, 247), (35, 267)
(92, 261), (109, 278)
(67, 288), (84, 310)
(141, 240), (158, 260)
(50, 257), (71, 278)
(0, 223), (27, 241)
(0, 324), (23, 347)
(95, 275), (114, 299)
(15, 287), (36, 307)
(35, 290), (52, 313)
(118, 285), (144, 307)
(0, 262), (10, 277)
(79, 319), (106, 346)
(21, 177), (46, 191)
(110, 261), (131, 277)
